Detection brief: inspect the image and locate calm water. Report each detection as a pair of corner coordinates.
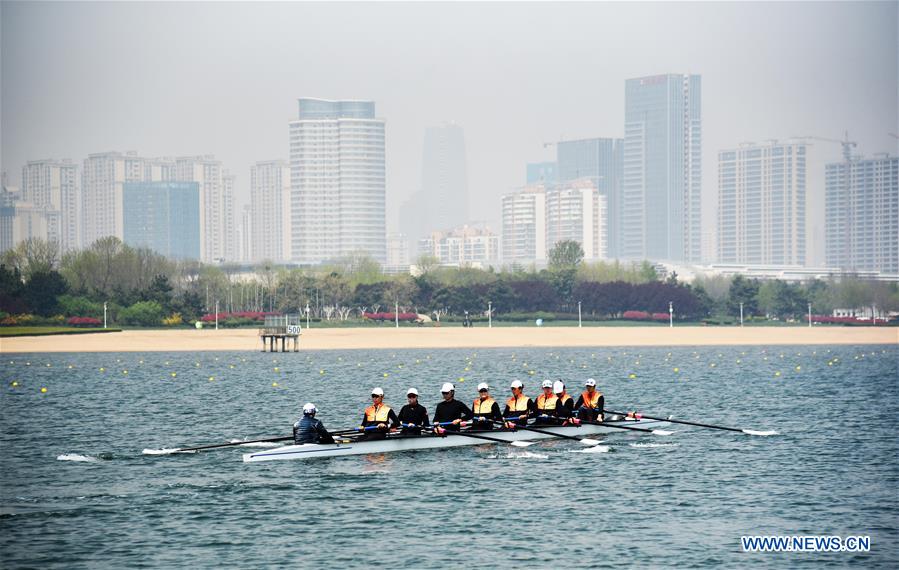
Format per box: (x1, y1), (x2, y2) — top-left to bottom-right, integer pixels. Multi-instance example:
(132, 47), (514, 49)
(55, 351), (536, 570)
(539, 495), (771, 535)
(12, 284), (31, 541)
(1, 344), (897, 568)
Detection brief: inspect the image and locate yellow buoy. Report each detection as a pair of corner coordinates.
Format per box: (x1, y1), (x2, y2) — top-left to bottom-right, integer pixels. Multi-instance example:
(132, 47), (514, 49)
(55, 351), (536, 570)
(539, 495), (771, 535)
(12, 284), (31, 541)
(11, 381), (19, 387)
(795, 366), (801, 371)
(320, 369), (325, 374)
(528, 370), (535, 375)
(774, 371), (781, 377)
(209, 376), (215, 381)
(171, 372), (177, 378)
(458, 377), (465, 382)
(99, 367), (105, 372)
(710, 363), (716, 367)
(122, 370), (128, 375)
(383, 373), (389, 378)
(46, 363), (51, 367)
(673, 367), (679, 372)
(272, 382), (279, 387)
(40, 387), (47, 393)
(628, 373), (637, 379)
(274, 367), (279, 372)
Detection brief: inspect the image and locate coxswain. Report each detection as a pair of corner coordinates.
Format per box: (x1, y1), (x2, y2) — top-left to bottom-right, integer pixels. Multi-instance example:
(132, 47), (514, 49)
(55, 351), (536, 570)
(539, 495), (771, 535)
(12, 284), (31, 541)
(471, 382), (502, 430)
(293, 403), (335, 444)
(432, 382), (473, 434)
(397, 387), (429, 435)
(574, 378), (604, 422)
(359, 387), (399, 440)
(534, 379), (559, 425)
(553, 380), (576, 425)
(503, 380), (535, 428)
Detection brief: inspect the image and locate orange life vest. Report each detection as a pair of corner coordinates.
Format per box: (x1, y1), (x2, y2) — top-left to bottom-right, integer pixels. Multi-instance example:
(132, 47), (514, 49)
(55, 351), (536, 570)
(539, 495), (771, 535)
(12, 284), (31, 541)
(558, 393), (572, 406)
(581, 391), (601, 409)
(505, 395), (530, 412)
(364, 404), (392, 423)
(473, 397), (497, 415)
(536, 393), (559, 411)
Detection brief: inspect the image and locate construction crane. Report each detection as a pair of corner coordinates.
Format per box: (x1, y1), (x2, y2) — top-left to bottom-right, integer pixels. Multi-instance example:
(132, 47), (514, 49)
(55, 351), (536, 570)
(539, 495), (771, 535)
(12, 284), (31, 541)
(793, 131), (857, 161)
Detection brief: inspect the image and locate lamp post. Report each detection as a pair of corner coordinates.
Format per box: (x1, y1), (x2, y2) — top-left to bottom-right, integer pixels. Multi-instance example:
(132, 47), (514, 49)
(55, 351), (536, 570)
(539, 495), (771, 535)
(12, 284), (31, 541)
(395, 300), (399, 328)
(215, 300), (219, 330)
(488, 301), (492, 328)
(808, 302), (812, 328)
(739, 302), (744, 327)
(578, 301), (582, 328)
(103, 302), (107, 329)
(305, 301), (310, 329)
(669, 301), (673, 328)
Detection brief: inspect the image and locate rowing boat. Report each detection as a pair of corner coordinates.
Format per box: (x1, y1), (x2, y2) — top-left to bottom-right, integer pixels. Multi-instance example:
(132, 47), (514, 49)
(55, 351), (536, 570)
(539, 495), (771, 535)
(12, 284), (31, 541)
(242, 417), (671, 462)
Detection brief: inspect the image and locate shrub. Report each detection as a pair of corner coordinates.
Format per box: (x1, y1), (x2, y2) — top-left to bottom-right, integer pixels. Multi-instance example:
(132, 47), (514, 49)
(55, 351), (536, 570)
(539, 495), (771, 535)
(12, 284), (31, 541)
(67, 316), (102, 327)
(162, 312), (183, 326)
(119, 301), (164, 327)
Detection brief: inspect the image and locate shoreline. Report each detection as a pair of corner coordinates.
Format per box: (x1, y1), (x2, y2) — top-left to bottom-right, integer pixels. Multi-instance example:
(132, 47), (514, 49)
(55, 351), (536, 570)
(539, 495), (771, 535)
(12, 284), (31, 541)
(1, 326), (896, 353)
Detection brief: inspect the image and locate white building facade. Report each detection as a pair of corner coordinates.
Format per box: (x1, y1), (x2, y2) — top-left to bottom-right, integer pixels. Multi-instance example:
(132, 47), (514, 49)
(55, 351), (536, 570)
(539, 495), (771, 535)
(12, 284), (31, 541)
(545, 179), (607, 260)
(418, 225), (499, 266)
(174, 155), (235, 263)
(250, 161), (291, 263)
(21, 159), (79, 251)
(289, 98), (386, 264)
(718, 141), (807, 265)
(501, 185), (547, 263)
(81, 151), (151, 247)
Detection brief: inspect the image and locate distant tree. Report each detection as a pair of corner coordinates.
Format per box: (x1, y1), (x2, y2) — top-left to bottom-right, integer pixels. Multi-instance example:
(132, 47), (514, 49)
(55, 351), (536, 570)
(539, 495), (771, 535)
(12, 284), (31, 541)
(119, 301), (164, 326)
(548, 240), (584, 270)
(726, 275), (760, 316)
(0, 264), (26, 314)
(414, 255), (440, 276)
(2, 238), (60, 280)
(24, 270), (69, 316)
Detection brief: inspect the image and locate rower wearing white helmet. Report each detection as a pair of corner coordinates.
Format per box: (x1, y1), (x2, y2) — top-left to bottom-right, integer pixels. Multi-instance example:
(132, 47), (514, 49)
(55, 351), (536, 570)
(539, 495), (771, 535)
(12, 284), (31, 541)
(574, 378), (604, 422)
(534, 379), (559, 425)
(359, 387), (399, 440)
(397, 387), (430, 435)
(503, 380), (535, 428)
(554, 380), (576, 425)
(293, 403), (335, 444)
(471, 383), (502, 430)
(432, 382), (473, 434)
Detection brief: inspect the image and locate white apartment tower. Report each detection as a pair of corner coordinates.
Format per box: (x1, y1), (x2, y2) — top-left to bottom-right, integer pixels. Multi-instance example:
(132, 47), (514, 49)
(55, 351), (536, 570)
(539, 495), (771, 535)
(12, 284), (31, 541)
(175, 155), (235, 263)
(250, 160), (291, 262)
(81, 151), (149, 246)
(501, 185), (547, 263)
(21, 159), (79, 251)
(418, 225), (499, 266)
(545, 179), (607, 260)
(289, 98), (386, 264)
(718, 141), (807, 265)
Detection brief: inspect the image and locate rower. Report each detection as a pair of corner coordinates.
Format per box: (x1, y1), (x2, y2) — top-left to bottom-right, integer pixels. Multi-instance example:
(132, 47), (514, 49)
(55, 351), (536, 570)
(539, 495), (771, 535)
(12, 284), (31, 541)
(397, 387), (429, 435)
(359, 387), (399, 440)
(554, 380), (576, 425)
(534, 379), (559, 425)
(471, 382), (501, 430)
(432, 382), (473, 435)
(293, 403), (335, 444)
(503, 380), (535, 428)
(574, 378), (604, 422)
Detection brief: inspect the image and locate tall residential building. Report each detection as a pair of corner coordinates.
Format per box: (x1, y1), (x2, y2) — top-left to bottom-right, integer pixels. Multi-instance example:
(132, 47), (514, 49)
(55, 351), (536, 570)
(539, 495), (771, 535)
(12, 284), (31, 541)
(718, 141), (807, 265)
(546, 179), (607, 260)
(825, 154), (898, 273)
(400, 123), (469, 242)
(122, 181), (201, 259)
(418, 225), (499, 266)
(526, 162), (557, 186)
(0, 186), (60, 253)
(622, 74), (702, 262)
(556, 138), (623, 257)
(81, 151), (150, 247)
(289, 98), (386, 264)
(21, 160), (79, 251)
(501, 185), (547, 263)
(250, 161), (291, 262)
(174, 156), (234, 263)
(386, 232), (410, 267)
(239, 205), (252, 263)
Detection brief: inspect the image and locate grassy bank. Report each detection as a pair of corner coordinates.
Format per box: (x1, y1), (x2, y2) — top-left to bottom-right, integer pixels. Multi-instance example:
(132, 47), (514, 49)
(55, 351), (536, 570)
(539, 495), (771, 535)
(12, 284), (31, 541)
(0, 327), (123, 338)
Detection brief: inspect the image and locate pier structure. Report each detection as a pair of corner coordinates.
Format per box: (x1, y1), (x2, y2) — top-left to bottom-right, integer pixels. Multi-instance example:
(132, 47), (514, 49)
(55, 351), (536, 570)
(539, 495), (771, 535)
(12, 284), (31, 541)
(259, 315), (301, 352)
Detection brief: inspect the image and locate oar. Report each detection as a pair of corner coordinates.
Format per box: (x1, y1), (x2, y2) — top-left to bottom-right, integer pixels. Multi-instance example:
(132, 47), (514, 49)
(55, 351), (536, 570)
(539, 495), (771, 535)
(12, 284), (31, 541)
(577, 418), (673, 436)
(143, 435), (294, 455)
(604, 409), (777, 436)
(426, 425), (535, 448)
(491, 419), (602, 446)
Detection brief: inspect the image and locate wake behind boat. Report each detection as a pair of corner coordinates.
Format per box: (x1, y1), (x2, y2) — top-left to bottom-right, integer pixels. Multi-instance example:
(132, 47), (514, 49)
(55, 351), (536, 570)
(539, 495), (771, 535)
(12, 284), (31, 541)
(242, 417), (670, 462)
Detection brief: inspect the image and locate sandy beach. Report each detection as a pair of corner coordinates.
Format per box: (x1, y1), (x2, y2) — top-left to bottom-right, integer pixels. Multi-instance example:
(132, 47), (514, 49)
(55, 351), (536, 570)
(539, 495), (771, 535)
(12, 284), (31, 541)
(1, 326), (895, 353)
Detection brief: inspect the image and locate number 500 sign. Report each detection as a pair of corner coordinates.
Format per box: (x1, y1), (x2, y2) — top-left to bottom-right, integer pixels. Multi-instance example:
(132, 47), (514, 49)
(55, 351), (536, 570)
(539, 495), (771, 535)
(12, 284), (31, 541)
(287, 325), (301, 335)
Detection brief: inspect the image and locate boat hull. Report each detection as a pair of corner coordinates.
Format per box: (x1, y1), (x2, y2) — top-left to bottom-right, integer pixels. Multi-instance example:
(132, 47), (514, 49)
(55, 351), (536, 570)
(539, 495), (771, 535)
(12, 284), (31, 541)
(242, 418), (670, 462)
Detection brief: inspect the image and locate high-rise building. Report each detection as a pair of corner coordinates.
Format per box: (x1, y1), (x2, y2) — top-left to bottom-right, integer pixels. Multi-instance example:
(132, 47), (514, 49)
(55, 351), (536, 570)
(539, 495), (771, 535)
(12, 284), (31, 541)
(289, 98), (386, 264)
(81, 151), (151, 247)
(239, 205), (252, 263)
(825, 154), (898, 273)
(0, 185), (60, 253)
(400, 123), (469, 243)
(122, 181), (201, 259)
(526, 162), (557, 186)
(622, 74), (701, 262)
(545, 179), (607, 260)
(556, 138), (623, 257)
(21, 160), (79, 251)
(501, 185), (547, 263)
(386, 232), (410, 268)
(250, 161), (291, 262)
(418, 225), (499, 266)
(718, 141), (807, 265)
(175, 155), (234, 263)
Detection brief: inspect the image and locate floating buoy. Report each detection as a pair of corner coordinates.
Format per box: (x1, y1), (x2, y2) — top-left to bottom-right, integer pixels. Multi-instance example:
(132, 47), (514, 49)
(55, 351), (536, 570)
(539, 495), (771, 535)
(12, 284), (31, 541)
(122, 370), (128, 375)
(673, 367), (679, 373)
(795, 366), (801, 371)
(11, 381), (18, 387)
(458, 377), (465, 382)
(383, 373), (389, 378)
(272, 382), (279, 387)
(528, 370), (535, 375)
(99, 367), (105, 372)
(40, 387), (47, 393)
(209, 376), (215, 381)
(710, 363), (716, 367)
(273, 367), (279, 372)
(171, 372), (177, 378)
(628, 373), (637, 379)
(320, 370), (325, 374)
(46, 363), (51, 367)
(774, 371), (781, 377)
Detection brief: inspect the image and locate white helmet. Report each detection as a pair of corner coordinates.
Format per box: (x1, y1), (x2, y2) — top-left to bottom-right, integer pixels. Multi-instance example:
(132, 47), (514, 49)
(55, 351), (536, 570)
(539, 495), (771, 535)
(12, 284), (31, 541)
(406, 387), (419, 396)
(371, 387), (385, 396)
(302, 402), (317, 415)
(541, 379), (553, 389)
(585, 378), (596, 387)
(553, 380), (565, 394)
(510, 380), (523, 389)
(440, 382), (455, 393)
(477, 382), (489, 391)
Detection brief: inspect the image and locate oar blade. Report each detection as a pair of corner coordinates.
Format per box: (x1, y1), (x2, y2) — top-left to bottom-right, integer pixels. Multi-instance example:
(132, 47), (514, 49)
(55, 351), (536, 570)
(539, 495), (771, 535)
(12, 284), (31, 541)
(579, 438), (603, 446)
(652, 429), (674, 436)
(142, 448), (186, 455)
(510, 440), (536, 447)
(742, 429), (779, 436)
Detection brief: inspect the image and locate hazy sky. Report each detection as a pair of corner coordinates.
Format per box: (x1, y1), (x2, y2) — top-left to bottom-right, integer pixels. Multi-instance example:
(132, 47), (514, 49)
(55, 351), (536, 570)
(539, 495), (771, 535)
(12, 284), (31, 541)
(2, 1), (897, 264)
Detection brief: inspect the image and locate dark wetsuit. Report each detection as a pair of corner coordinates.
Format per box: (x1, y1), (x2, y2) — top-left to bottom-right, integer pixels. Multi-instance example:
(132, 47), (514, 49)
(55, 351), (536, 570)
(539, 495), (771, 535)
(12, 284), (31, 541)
(432, 399), (473, 432)
(397, 403), (430, 435)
